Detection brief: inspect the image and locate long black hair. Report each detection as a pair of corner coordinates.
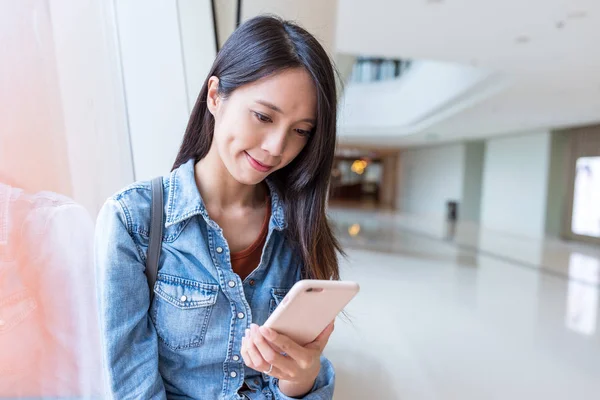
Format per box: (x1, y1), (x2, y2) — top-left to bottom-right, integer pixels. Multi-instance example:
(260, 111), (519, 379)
(173, 15), (342, 280)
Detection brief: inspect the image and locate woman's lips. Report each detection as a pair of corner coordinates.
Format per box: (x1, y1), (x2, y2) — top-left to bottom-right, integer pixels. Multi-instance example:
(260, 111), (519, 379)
(245, 152), (273, 173)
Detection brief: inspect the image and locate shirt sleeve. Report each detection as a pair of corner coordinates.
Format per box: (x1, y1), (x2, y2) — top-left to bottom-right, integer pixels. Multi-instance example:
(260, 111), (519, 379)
(94, 198), (167, 400)
(270, 356), (335, 400)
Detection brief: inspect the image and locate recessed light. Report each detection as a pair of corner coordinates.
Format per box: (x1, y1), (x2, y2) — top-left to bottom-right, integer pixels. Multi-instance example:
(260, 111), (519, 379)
(515, 35), (530, 44)
(567, 11), (587, 19)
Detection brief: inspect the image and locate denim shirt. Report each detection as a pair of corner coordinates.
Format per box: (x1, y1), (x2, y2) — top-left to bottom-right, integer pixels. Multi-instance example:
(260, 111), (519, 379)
(94, 159), (335, 400)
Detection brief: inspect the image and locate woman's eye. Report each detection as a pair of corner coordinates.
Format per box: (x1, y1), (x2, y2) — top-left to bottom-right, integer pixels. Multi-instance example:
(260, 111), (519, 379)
(253, 112), (272, 123)
(295, 129), (312, 137)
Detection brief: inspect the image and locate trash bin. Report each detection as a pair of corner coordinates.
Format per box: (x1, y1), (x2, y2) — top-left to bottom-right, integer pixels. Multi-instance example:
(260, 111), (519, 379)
(446, 201), (458, 222)
(445, 201), (458, 240)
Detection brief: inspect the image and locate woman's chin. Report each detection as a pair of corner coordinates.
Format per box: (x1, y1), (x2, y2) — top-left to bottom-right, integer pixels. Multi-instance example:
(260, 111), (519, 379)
(231, 169), (267, 186)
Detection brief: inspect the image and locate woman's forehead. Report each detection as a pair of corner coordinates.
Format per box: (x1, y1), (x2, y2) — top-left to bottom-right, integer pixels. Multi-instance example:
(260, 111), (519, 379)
(235, 69), (317, 116)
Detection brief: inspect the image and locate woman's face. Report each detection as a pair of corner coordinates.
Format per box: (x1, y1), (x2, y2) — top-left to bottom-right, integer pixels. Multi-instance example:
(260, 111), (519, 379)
(207, 68), (317, 185)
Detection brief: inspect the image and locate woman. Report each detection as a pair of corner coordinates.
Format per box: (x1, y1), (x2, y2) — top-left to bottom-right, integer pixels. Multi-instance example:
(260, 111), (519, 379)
(95, 15), (342, 400)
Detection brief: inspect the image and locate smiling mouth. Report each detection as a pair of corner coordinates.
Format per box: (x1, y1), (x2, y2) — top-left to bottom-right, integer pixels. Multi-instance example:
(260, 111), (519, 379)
(245, 152), (274, 172)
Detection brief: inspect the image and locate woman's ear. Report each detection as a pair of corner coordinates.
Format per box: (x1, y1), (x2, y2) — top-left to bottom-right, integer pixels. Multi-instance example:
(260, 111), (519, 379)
(206, 76), (220, 116)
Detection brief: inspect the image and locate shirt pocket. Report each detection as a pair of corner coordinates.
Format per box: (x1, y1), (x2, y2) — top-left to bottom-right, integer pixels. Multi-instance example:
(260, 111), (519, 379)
(268, 287), (290, 316)
(150, 274), (219, 350)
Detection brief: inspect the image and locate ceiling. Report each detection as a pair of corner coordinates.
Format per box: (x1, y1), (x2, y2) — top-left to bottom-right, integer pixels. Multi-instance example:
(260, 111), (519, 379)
(333, 0), (600, 146)
(336, 0), (600, 73)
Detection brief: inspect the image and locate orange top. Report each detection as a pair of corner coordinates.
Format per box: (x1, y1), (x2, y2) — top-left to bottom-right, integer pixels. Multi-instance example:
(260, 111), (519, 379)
(231, 198), (271, 281)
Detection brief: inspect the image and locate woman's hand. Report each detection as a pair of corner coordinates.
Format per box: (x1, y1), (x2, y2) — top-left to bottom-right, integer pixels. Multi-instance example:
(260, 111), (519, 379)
(241, 322), (335, 397)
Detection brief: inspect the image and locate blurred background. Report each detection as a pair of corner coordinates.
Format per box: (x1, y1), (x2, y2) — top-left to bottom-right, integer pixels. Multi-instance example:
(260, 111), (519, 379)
(1, 0), (599, 399)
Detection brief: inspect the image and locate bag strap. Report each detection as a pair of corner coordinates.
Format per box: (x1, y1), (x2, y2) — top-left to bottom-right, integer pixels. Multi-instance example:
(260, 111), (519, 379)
(146, 176), (164, 303)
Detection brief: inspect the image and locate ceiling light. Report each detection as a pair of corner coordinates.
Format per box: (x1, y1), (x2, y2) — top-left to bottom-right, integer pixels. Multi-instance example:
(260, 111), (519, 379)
(351, 160), (368, 175)
(348, 224), (361, 237)
(567, 11), (587, 19)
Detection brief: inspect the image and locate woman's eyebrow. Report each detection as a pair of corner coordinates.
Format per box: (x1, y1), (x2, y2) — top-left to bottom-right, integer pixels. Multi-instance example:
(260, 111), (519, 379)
(256, 99), (283, 114)
(255, 99), (316, 124)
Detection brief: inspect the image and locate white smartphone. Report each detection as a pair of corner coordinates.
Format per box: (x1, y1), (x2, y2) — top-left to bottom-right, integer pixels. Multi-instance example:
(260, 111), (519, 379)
(264, 280), (360, 346)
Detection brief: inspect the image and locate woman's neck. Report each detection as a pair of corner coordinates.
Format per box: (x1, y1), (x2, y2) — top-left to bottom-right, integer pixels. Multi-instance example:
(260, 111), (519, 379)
(194, 145), (266, 211)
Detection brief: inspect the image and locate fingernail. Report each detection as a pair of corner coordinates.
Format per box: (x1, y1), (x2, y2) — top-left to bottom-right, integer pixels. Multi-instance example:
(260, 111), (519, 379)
(245, 328), (250, 337)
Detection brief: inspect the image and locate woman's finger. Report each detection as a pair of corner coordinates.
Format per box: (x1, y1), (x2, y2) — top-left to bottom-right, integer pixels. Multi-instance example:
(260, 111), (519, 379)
(241, 337), (257, 369)
(245, 329), (270, 371)
(258, 326), (312, 368)
(250, 324), (296, 375)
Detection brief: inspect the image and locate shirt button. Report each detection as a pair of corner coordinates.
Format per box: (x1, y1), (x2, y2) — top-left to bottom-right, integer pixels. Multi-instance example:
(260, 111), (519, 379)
(228, 281), (236, 288)
(237, 312), (245, 319)
(233, 355), (240, 361)
(0, 319), (5, 327)
(180, 295), (187, 302)
(216, 247), (224, 254)
(254, 379), (260, 385)
(249, 279), (256, 286)
(230, 371), (237, 378)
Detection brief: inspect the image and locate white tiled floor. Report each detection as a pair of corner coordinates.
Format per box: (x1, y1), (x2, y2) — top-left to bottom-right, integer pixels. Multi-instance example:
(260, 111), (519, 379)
(327, 208), (600, 400)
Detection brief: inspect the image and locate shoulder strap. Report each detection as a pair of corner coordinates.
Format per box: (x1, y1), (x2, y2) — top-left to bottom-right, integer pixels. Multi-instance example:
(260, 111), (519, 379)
(146, 177), (164, 303)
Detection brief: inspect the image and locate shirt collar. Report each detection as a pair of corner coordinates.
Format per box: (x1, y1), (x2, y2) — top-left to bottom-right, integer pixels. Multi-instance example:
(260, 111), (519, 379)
(164, 159), (286, 231)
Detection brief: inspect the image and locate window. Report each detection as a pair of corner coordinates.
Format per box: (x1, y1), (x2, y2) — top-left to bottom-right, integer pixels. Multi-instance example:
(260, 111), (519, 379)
(571, 157), (600, 237)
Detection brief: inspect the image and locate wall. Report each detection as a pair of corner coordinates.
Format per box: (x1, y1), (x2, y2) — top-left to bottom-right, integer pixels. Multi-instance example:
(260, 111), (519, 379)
(561, 124), (600, 244)
(214, 0), (237, 49)
(480, 131), (551, 238)
(114, 0), (215, 182)
(380, 154), (399, 209)
(544, 130), (570, 237)
(335, 53), (356, 96)
(178, 0), (217, 109)
(397, 144), (466, 218)
(460, 141), (485, 222)
(242, 0), (338, 53)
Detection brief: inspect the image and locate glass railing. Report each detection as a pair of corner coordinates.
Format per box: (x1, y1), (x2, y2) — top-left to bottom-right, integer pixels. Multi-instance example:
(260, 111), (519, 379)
(350, 57), (412, 83)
